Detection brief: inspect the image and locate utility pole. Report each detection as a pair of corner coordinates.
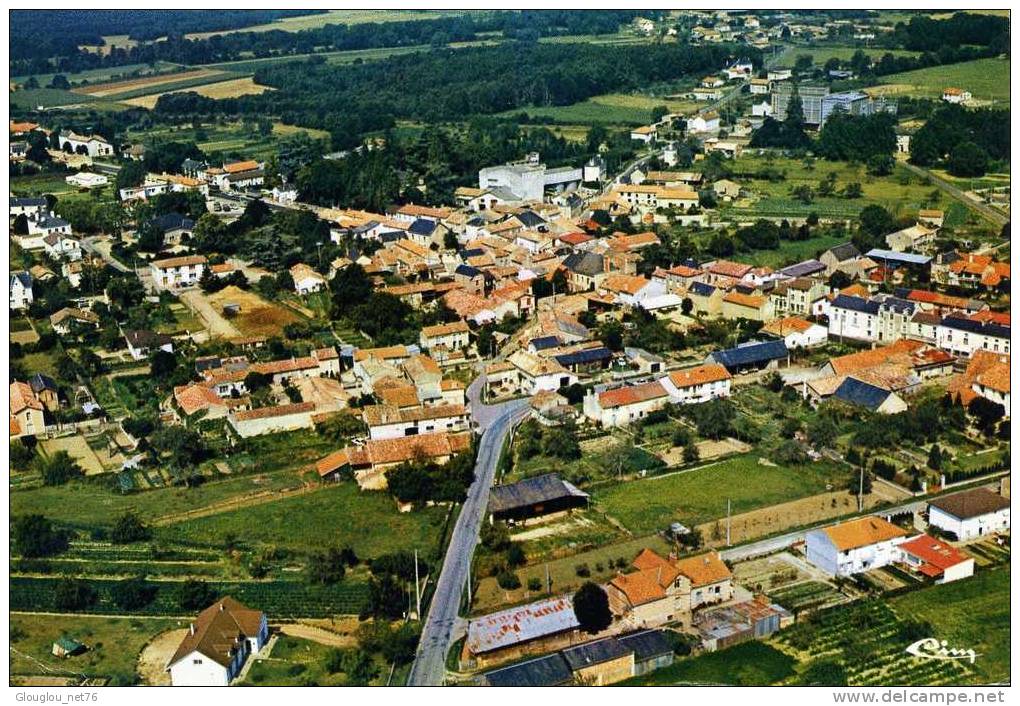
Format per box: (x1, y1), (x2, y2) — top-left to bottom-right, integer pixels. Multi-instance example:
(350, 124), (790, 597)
(726, 498), (731, 547)
(466, 561), (472, 606)
(545, 564), (551, 593)
(858, 466), (864, 512)
(414, 549), (421, 620)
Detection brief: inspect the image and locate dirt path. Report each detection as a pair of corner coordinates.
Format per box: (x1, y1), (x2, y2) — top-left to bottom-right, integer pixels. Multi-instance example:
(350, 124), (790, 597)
(150, 482), (317, 526)
(137, 628), (187, 685)
(277, 623), (357, 648)
(179, 289), (241, 339)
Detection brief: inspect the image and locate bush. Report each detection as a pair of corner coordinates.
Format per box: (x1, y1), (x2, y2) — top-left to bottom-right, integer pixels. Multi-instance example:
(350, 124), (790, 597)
(111, 512), (151, 544)
(496, 570), (521, 590)
(575, 563), (591, 577)
(110, 577), (157, 611)
(54, 578), (97, 611)
(527, 577), (543, 592)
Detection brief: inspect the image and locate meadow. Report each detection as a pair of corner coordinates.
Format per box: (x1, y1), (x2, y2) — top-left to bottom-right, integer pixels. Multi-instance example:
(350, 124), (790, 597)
(622, 641), (796, 686)
(184, 9), (474, 40)
(775, 44), (921, 67)
(499, 92), (704, 125)
(594, 453), (849, 535)
(870, 57), (1010, 103)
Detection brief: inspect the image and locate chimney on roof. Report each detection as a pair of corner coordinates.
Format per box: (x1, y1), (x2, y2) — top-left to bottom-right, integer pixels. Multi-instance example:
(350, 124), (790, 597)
(219, 603), (225, 611)
(189, 623), (195, 635)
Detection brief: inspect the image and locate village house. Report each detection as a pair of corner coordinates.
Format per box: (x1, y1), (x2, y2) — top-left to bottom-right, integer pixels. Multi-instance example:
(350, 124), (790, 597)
(761, 316), (828, 349)
(42, 232), (82, 261)
(629, 125), (657, 143)
(58, 130), (114, 157)
(806, 516), (910, 577)
(661, 364), (732, 404)
(227, 402), (317, 438)
(927, 488), (1010, 541)
(9, 271), (33, 310)
(819, 242), (862, 275)
(10, 380), (46, 438)
(941, 87), (972, 104)
(583, 380), (670, 428)
(706, 339), (790, 375)
(948, 350), (1010, 417)
(289, 263), (327, 295)
(360, 403), (470, 440)
(897, 535), (974, 584)
(770, 277), (830, 317)
(66, 171), (109, 189)
(149, 212), (195, 246)
(419, 320), (471, 354)
(686, 111), (721, 134)
(885, 223), (938, 253)
(172, 382), (249, 420)
(935, 312), (1010, 358)
(721, 291), (773, 322)
(316, 430), (471, 490)
(150, 255), (207, 292)
(124, 329), (174, 360)
(49, 307), (100, 335)
(166, 597), (268, 686)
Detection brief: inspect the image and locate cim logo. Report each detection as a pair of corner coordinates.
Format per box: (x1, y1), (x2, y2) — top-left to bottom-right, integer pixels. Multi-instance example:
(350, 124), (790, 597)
(906, 638), (979, 665)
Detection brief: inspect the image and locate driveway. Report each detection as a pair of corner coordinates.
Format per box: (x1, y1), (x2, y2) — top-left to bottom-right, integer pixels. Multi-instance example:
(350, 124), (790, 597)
(179, 289), (241, 339)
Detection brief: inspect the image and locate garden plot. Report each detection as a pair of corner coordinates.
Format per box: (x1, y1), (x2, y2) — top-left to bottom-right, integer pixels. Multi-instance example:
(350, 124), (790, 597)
(41, 434), (108, 475)
(205, 286), (302, 338)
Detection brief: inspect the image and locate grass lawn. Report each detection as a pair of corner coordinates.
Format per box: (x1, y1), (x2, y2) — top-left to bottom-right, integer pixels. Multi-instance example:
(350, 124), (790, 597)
(732, 232), (849, 268)
(872, 57), (1010, 104)
(9, 613), (179, 684)
(499, 92), (704, 125)
(10, 172), (79, 197)
(622, 641), (796, 685)
(594, 453), (848, 535)
(10, 88), (127, 112)
(20, 350), (62, 377)
(10, 468), (306, 530)
(185, 9), (473, 40)
(242, 634), (392, 686)
(890, 565), (1009, 683)
(158, 481), (450, 561)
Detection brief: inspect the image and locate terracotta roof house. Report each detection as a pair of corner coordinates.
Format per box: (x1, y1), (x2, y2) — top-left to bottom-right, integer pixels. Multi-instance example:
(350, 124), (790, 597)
(166, 597), (268, 686)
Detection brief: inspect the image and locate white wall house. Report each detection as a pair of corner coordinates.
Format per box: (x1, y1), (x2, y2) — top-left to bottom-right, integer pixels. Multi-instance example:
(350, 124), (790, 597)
(10, 271), (33, 310)
(290, 264), (327, 295)
(583, 380), (670, 428)
(166, 598), (268, 686)
(59, 131), (114, 157)
(935, 315), (1010, 358)
(660, 364), (732, 404)
(150, 255), (207, 292)
(362, 403), (470, 440)
(927, 488), (1010, 541)
(805, 517), (910, 577)
(43, 234), (82, 262)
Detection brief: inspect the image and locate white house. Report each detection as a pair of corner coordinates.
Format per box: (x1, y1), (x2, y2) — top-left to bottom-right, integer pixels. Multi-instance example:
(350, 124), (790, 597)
(748, 78), (771, 95)
(65, 172), (109, 189)
(630, 125), (657, 143)
(58, 131), (114, 157)
(660, 364), (732, 404)
(10, 196), (47, 218)
(30, 214), (73, 238)
(897, 535), (974, 584)
(290, 263), (327, 295)
(752, 100), (774, 117)
(420, 320), (470, 353)
(935, 314), (1010, 358)
(583, 379), (670, 428)
(43, 233), (82, 262)
(927, 488), (1010, 541)
(761, 317), (828, 349)
(686, 111), (721, 134)
(361, 403), (470, 440)
(941, 87), (972, 104)
(805, 516), (910, 577)
(124, 329), (174, 360)
(150, 255), (207, 292)
(10, 271), (33, 310)
(598, 274), (667, 309)
(166, 597), (268, 686)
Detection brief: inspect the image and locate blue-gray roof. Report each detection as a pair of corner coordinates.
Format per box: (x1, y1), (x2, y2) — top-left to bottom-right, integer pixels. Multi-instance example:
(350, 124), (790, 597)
(517, 210), (547, 228)
(555, 347), (613, 367)
(834, 377), (892, 410)
(939, 314), (1010, 339)
(10, 197), (46, 207)
(38, 215), (70, 229)
(529, 335), (562, 351)
(779, 259), (826, 278)
(484, 654), (572, 687)
(881, 297), (915, 315)
(831, 294), (879, 315)
(690, 281), (716, 297)
(455, 264), (482, 279)
(562, 637), (631, 671)
(151, 212), (195, 232)
(10, 271), (32, 289)
(616, 630), (674, 661)
(708, 340), (788, 369)
(409, 218), (438, 236)
(866, 249), (932, 266)
(489, 473), (589, 514)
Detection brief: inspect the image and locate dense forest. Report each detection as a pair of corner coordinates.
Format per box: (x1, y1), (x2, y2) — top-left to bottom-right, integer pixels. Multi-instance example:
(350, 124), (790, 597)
(155, 41), (756, 147)
(909, 105), (1010, 177)
(10, 10), (651, 75)
(10, 10), (320, 70)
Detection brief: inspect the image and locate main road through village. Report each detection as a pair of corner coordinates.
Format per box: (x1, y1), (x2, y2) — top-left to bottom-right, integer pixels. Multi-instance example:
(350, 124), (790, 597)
(407, 377), (527, 686)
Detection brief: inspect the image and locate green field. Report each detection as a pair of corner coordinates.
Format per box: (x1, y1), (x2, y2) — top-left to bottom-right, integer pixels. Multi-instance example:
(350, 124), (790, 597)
(891, 565), (1010, 683)
(874, 57), (1010, 103)
(102, 71), (241, 101)
(12, 61), (183, 88)
(242, 635), (391, 686)
(723, 154), (970, 222)
(499, 92), (703, 125)
(10, 613), (179, 684)
(157, 482), (450, 559)
(185, 9), (474, 39)
(776, 44), (921, 67)
(733, 233), (849, 268)
(623, 641), (796, 686)
(594, 453), (848, 535)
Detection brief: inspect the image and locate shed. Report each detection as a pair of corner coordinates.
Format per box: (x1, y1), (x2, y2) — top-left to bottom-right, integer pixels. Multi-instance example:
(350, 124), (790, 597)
(488, 473), (590, 522)
(52, 636), (86, 658)
(705, 339), (789, 374)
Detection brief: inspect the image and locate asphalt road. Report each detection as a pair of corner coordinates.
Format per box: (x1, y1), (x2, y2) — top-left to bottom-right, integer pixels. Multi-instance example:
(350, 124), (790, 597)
(899, 161), (1008, 228)
(407, 384), (527, 686)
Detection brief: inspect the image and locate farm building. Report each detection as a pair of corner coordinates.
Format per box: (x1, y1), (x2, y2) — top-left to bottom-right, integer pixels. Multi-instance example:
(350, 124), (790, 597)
(705, 340), (789, 374)
(695, 596), (793, 651)
(462, 595), (581, 669)
(927, 488), (1010, 541)
(488, 473), (590, 523)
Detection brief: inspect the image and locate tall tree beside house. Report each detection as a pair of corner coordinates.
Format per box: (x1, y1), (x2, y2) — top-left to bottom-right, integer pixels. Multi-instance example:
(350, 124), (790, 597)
(572, 581), (612, 635)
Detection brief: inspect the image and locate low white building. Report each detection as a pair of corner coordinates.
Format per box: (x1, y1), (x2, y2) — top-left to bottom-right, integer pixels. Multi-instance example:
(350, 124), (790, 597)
(420, 320), (470, 353)
(660, 364), (732, 404)
(805, 516), (910, 577)
(43, 233), (82, 262)
(361, 403), (470, 440)
(65, 172), (109, 189)
(935, 314), (1010, 358)
(686, 111), (720, 134)
(227, 402), (317, 438)
(150, 255), (207, 292)
(583, 379), (670, 428)
(58, 131), (114, 158)
(942, 87), (972, 104)
(761, 317), (828, 349)
(927, 488), (1010, 541)
(166, 597), (268, 686)
(290, 263), (327, 295)
(897, 535), (975, 584)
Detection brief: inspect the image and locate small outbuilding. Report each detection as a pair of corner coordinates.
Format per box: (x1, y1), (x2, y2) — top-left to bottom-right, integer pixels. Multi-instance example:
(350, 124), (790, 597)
(488, 473), (590, 523)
